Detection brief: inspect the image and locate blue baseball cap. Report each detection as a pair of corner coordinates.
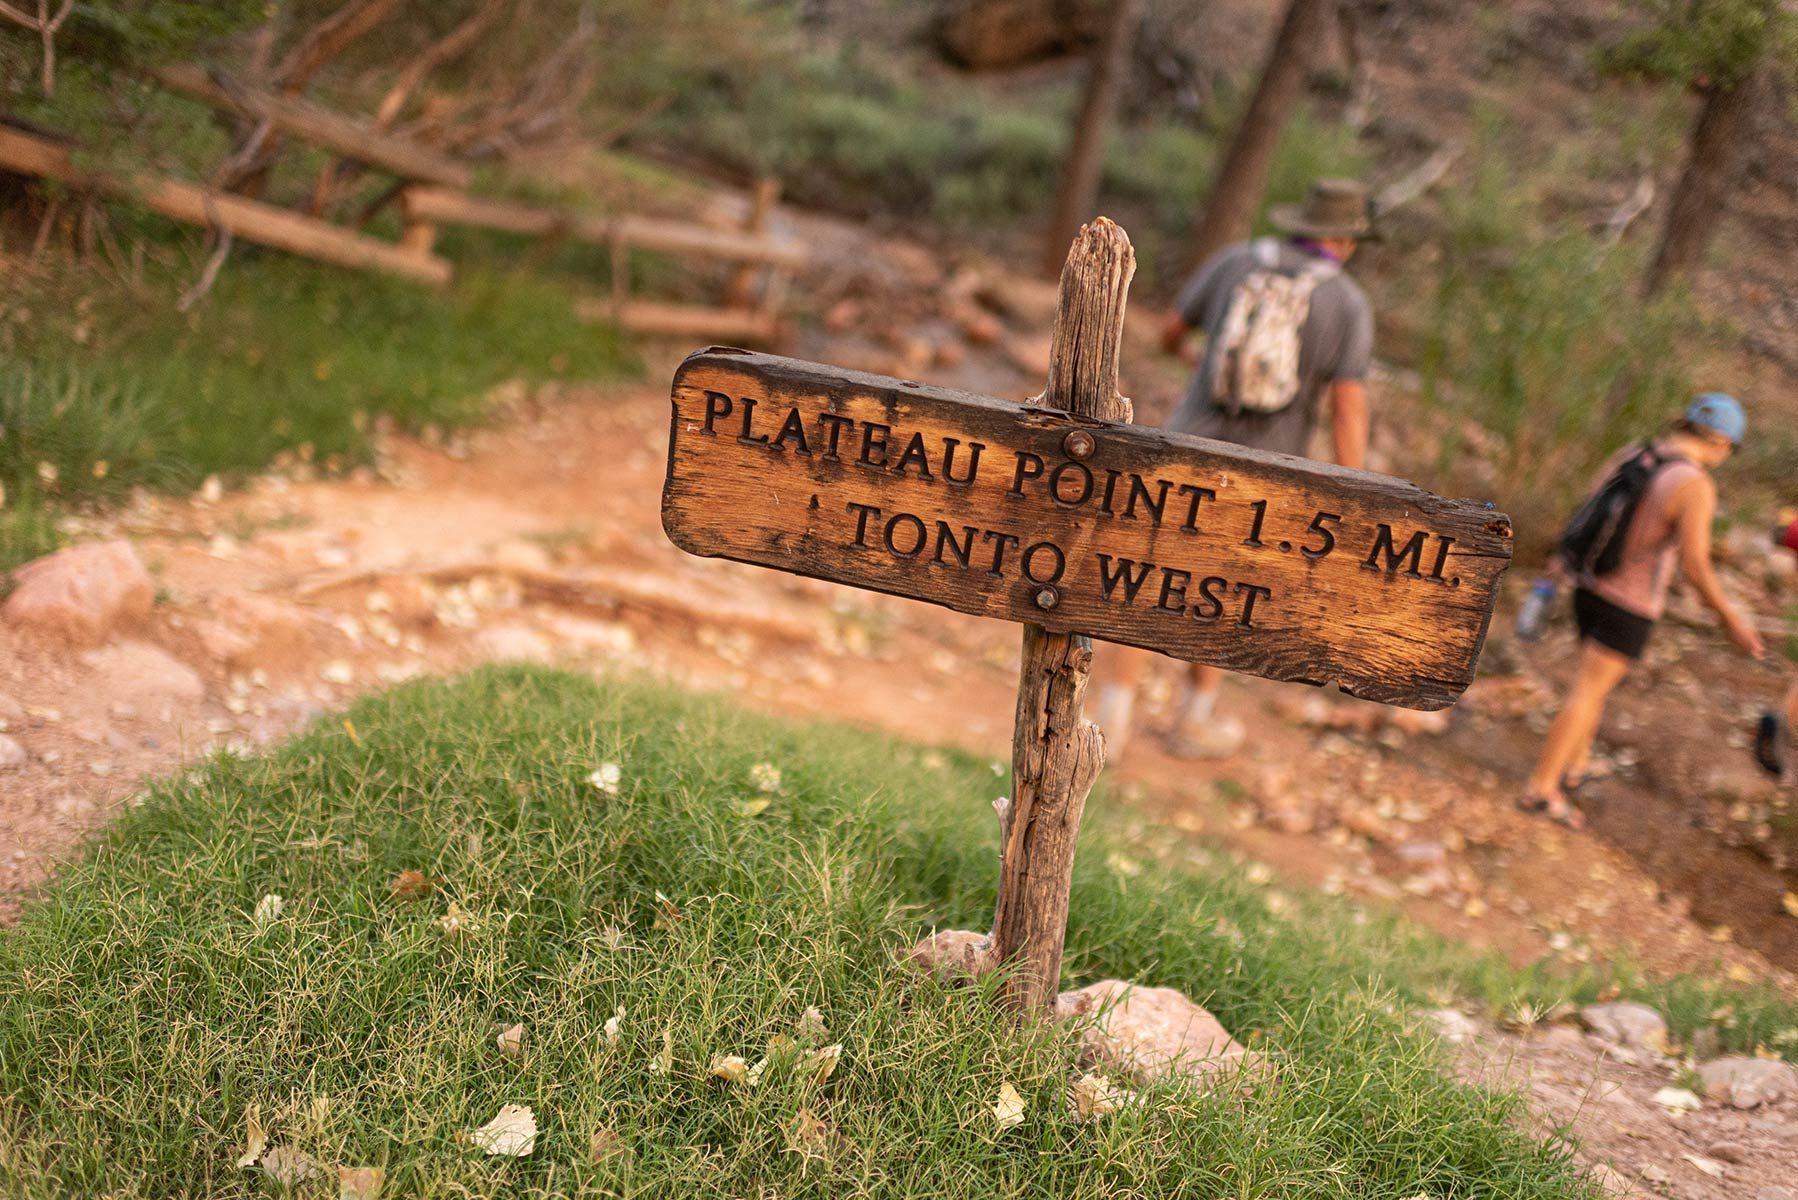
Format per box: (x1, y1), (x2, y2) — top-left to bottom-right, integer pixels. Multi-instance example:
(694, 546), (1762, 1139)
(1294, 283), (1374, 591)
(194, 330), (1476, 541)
(1685, 392), (1746, 445)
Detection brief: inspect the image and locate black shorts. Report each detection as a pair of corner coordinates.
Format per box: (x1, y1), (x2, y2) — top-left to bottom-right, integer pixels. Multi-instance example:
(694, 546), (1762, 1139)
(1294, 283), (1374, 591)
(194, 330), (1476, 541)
(1573, 587), (1654, 661)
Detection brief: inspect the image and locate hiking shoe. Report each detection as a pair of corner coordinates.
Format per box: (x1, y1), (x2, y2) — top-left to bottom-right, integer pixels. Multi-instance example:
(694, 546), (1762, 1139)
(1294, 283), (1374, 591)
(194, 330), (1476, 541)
(1755, 711), (1787, 778)
(1165, 714), (1246, 760)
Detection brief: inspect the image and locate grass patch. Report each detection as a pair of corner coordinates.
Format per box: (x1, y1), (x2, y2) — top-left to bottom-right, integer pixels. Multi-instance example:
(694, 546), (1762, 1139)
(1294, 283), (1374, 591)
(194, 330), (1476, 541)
(0, 667), (1621, 1197)
(0, 259), (634, 571)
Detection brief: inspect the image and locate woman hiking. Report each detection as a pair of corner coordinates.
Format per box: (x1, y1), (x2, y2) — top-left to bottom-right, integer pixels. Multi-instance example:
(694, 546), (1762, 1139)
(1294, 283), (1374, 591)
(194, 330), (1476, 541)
(1523, 394), (1765, 827)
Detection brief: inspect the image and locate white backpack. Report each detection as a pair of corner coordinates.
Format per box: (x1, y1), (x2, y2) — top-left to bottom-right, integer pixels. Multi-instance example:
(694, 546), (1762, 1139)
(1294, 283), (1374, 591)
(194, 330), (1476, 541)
(1209, 238), (1337, 415)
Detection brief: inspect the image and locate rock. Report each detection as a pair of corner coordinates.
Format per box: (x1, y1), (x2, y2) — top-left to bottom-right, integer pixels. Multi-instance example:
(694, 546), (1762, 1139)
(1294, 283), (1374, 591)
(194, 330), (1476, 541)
(936, 0), (1106, 70)
(3, 540), (154, 647)
(1578, 1002), (1667, 1052)
(0, 691), (24, 723)
(904, 929), (993, 980)
(0, 733), (26, 768)
(1055, 979), (1258, 1089)
(475, 624), (553, 663)
(81, 641), (205, 703)
(1697, 1056), (1798, 1109)
(1386, 707), (1452, 736)
(195, 594), (316, 672)
(1756, 1188), (1797, 1200)
(1421, 1007), (1480, 1044)
(1702, 1140), (1744, 1163)
(959, 310), (1005, 346)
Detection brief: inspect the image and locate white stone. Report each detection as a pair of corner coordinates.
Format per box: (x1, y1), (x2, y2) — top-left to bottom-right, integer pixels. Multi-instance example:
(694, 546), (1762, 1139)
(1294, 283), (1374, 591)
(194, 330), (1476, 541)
(0, 733), (27, 768)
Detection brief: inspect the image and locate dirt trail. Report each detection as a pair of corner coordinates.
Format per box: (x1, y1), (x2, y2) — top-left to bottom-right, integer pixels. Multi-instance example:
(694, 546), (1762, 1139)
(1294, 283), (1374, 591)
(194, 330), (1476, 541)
(2, 199), (1796, 1196)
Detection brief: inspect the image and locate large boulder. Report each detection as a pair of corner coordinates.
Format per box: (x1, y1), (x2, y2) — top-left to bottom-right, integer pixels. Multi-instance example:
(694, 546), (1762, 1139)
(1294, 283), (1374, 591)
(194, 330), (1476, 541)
(3, 541), (154, 647)
(934, 0), (1106, 69)
(1055, 979), (1258, 1090)
(1697, 1056), (1798, 1109)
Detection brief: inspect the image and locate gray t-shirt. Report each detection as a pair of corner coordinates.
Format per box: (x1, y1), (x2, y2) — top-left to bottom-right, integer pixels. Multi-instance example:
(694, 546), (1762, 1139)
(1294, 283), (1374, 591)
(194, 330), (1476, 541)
(1167, 239), (1374, 457)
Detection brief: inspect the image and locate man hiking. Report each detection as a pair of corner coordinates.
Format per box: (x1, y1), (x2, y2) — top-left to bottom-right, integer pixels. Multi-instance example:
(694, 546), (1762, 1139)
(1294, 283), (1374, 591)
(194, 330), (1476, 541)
(1095, 177), (1376, 759)
(1523, 394), (1765, 827)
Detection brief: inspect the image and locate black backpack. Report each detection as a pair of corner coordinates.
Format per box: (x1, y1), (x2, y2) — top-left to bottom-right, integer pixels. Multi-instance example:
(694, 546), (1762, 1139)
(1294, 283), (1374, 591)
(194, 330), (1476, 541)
(1556, 443), (1683, 579)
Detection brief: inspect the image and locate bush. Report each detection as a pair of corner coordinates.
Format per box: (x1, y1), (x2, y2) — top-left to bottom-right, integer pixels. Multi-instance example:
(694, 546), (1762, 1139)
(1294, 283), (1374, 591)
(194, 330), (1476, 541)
(1418, 141), (1699, 556)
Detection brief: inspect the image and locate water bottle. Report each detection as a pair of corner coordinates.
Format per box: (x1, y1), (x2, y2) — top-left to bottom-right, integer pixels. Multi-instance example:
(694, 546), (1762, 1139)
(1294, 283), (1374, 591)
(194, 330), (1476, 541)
(1516, 577), (1557, 642)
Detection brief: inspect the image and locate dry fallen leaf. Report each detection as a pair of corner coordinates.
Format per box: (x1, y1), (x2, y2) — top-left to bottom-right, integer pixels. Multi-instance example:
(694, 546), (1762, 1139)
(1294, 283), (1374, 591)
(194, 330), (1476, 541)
(435, 901), (477, 940)
(1783, 891), (1798, 919)
(731, 797), (772, 818)
(589, 763), (622, 797)
(804, 1043), (842, 1085)
(588, 1126), (627, 1164)
(1068, 1071), (1128, 1121)
(236, 1105), (267, 1168)
(493, 1022), (525, 1059)
(388, 870), (434, 902)
(260, 1146), (323, 1186)
(784, 1107), (835, 1164)
(1710, 924), (1734, 943)
(467, 1104), (537, 1157)
(749, 762), (782, 793)
(649, 1026), (674, 1075)
(604, 1005), (624, 1045)
(993, 1082), (1025, 1132)
(338, 1165), (385, 1200)
(653, 891), (682, 931)
(711, 1055), (752, 1083)
(252, 893), (285, 930)
(797, 1006), (828, 1041)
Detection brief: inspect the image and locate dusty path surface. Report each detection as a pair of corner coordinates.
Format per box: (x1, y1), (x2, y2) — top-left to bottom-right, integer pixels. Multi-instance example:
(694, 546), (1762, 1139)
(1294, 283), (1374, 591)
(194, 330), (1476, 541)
(3, 195), (1797, 1195)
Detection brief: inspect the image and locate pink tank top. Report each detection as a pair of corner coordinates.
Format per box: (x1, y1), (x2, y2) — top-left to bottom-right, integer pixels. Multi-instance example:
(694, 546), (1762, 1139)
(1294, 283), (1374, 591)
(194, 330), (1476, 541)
(1587, 446), (1703, 621)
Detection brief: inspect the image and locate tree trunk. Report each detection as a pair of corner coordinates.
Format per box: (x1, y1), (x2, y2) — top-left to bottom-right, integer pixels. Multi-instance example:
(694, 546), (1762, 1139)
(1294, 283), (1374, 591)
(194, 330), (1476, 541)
(1185, 0), (1335, 273)
(1644, 70), (1764, 297)
(1040, 0), (1143, 277)
(990, 217), (1134, 1013)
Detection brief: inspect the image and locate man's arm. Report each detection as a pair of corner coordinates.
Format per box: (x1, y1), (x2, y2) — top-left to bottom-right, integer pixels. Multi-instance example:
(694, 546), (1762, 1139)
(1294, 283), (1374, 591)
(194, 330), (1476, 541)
(1675, 476), (1765, 657)
(1329, 380), (1369, 471)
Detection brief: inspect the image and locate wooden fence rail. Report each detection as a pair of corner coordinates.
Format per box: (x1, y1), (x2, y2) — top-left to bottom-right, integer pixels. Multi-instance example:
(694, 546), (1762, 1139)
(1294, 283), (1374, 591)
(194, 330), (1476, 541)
(0, 123), (452, 285)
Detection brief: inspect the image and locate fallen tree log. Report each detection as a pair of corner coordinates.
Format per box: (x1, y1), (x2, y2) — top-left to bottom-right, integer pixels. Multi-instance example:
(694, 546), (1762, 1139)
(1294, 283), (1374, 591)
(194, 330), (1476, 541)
(399, 186), (808, 268)
(0, 124), (452, 285)
(152, 64), (471, 189)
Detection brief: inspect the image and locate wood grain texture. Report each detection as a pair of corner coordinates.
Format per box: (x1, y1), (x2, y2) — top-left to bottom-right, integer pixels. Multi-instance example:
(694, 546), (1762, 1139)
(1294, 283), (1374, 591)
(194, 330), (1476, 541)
(663, 345), (1513, 710)
(988, 217), (1132, 1012)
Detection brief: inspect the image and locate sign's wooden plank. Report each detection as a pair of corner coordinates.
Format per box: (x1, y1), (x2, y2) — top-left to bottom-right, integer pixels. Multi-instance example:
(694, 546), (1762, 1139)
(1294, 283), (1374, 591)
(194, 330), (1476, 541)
(663, 348), (1513, 710)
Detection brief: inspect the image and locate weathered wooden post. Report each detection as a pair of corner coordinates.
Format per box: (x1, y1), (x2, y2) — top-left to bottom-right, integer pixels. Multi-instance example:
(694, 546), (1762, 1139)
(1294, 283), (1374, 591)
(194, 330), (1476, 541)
(660, 215), (1513, 1022)
(990, 218), (1133, 1011)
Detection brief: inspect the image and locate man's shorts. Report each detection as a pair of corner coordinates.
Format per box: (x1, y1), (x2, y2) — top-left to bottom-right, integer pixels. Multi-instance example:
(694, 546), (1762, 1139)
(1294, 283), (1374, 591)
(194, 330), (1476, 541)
(1573, 587), (1654, 661)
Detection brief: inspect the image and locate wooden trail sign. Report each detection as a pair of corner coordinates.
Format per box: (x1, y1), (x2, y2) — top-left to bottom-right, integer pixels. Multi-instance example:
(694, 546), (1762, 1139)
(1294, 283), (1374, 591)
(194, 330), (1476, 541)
(661, 219), (1512, 1010)
(663, 359), (1510, 711)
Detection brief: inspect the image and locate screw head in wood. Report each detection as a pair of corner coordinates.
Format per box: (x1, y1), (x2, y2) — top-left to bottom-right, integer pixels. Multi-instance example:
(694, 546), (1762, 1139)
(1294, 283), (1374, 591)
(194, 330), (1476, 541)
(1034, 585), (1060, 610)
(1062, 429), (1096, 460)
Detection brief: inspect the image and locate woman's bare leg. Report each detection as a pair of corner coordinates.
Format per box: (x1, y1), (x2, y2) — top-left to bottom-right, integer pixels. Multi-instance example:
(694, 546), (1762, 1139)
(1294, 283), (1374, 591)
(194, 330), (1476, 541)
(1527, 641), (1633, 817)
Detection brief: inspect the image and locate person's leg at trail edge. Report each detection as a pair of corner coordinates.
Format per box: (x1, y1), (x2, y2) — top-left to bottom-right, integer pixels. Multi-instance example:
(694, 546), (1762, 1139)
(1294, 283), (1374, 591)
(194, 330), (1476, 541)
(1527, 641), (1632, 822)
(1168, 663), (1244, 759)
(1756, 678), (1798, 778)
(1093, 645), (1151, 761)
